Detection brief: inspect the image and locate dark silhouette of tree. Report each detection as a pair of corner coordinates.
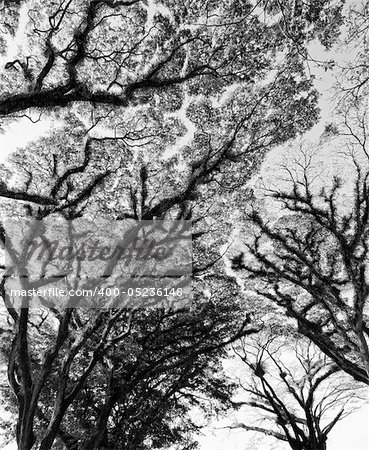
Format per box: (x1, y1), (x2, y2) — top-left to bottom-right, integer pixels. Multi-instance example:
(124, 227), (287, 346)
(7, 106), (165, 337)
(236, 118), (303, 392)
(232, 142), (369, 385)
(1, 293), (251, 450)
(228, 332), (365, 450)
(0, 0), (343, 117)
(0, 114), (259, 449)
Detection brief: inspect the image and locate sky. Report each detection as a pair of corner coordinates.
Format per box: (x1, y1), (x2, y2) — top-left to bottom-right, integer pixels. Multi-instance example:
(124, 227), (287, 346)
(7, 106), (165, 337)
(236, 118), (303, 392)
(196, 408), (369, 450)
(195, 387), (368, 450)
(0, 117), (53, 163)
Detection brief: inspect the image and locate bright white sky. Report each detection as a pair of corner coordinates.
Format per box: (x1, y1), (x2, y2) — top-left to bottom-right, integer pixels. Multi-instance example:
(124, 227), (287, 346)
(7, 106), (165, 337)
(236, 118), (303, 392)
(196, 408), (369, 450)
(0, 117), (52, 163)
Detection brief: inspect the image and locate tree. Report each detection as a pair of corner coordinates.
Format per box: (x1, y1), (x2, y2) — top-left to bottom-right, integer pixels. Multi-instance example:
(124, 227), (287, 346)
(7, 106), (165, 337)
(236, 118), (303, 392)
(228, 331), (365, 450)
(0, 0), (343, 118)
(231, 142), (369, 385)
(0, 1), (348, 448)
(0, 114), (259, 449)
(335, 0), (369, 104)
(1, 294), (250, 450)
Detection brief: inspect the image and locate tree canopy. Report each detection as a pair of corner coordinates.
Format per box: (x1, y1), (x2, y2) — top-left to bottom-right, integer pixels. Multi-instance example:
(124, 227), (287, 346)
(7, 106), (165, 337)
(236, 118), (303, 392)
(0, 1), (363, 449)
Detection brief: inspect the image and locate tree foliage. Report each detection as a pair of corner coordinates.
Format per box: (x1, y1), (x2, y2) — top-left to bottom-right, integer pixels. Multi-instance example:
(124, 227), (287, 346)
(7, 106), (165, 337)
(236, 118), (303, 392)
(0, 0), (342, 117)
(0, 0), (350, 449)
(0, 116), (257, 449)
(336, 0), (369, 104)
(232, 144), (369, 385)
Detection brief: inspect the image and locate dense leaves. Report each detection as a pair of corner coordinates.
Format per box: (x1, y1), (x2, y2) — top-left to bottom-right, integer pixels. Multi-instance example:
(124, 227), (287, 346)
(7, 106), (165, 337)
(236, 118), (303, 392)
(0, 1), (351, 449)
